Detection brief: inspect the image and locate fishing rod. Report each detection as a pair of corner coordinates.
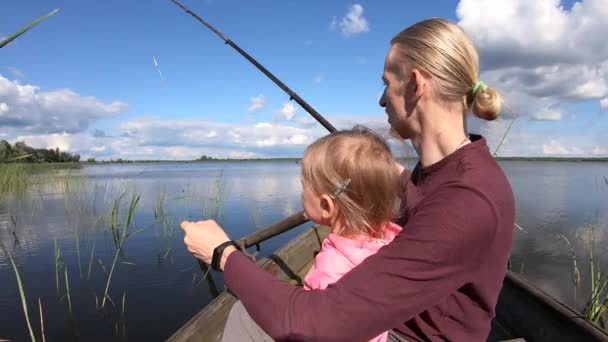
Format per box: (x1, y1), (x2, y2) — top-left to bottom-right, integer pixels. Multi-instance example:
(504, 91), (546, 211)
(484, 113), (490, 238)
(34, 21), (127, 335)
(0, 8), (61, 48)
(170, 0), (337, 133)
(171, 0), (341, 252)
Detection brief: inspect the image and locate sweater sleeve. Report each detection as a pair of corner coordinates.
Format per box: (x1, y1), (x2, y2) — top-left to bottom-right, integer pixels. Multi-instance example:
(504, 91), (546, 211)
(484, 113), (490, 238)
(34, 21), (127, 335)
(224, 184), (497, 341)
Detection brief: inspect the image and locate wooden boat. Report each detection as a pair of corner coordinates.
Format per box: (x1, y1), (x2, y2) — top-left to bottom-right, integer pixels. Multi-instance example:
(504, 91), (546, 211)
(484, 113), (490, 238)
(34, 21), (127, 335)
(168, 217), (608, 342)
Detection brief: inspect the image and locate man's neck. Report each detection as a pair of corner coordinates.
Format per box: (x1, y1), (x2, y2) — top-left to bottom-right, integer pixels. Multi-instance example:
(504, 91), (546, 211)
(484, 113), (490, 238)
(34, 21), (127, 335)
(412, 115), (468, 167)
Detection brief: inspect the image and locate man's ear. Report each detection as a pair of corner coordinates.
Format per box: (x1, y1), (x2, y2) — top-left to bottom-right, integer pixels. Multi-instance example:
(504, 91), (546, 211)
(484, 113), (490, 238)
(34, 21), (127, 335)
(320, 194), (337, 221)
(410, 67), (427, 101)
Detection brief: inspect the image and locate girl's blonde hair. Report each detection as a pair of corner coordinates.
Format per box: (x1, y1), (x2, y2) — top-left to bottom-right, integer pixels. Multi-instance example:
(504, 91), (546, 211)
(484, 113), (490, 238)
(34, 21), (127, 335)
(390, 18), (502, 120)
(301, 126), (401, 238)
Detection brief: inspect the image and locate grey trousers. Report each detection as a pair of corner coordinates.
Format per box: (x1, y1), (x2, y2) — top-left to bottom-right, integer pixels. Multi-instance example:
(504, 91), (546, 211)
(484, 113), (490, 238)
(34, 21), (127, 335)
(221, 300), (408, 342)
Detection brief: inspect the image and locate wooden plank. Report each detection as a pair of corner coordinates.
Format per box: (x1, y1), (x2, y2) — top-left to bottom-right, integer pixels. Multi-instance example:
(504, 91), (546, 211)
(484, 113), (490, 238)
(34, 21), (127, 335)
(168, 225), (330, 342)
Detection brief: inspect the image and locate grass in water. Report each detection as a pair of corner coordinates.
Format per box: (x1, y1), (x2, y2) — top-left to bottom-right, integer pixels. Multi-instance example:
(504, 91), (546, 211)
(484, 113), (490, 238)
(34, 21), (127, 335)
(101, 193), (142, 309)
(39, 298), (45, 342)
(86, 240), (96, 280)
(558, 234), (581, 300)
(54, 239), (64, 295)
(0, 164), (30, 194)
(0, 241), (36, 342)
(202, 168), (226, 221)
(110, 193), (126, 249)
(581, 217), (608, 327)
(75, 220), (83, 278)
(559, 178), (608, 327)
(38, 298), (46, 342)
(65, 268), (73, 315)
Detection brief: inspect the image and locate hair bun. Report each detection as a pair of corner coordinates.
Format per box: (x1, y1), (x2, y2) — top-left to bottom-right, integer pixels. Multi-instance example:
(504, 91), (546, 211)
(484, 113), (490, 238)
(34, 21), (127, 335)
(472, 86), (502, 121)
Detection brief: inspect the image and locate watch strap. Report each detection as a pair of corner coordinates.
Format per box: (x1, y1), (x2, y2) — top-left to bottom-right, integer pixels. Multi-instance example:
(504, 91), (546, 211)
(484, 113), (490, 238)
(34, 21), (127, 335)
(212, 240), (239, 271)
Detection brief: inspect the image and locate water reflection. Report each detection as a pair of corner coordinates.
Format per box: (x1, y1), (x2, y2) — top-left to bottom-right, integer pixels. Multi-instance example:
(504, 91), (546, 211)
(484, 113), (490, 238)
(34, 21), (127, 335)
(0, 160), (607, 340)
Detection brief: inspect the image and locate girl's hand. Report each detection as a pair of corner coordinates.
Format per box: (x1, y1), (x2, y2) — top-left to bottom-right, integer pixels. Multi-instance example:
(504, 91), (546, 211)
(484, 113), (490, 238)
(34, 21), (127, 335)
(181, 220), (231, 266)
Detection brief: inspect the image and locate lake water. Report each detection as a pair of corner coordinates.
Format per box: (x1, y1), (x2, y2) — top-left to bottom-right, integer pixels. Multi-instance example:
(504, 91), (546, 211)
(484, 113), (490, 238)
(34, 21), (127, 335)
(1, 160), (607, 341)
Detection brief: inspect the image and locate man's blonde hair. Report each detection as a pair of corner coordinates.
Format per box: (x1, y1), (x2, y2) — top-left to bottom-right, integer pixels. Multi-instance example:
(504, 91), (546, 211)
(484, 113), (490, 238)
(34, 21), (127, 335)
(302, 126), (401, 238)
(390, 18), (502, 120)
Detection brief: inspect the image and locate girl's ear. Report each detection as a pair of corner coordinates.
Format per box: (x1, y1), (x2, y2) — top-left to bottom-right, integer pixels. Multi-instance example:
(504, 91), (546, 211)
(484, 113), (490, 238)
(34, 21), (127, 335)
(320, 194), (337, 222)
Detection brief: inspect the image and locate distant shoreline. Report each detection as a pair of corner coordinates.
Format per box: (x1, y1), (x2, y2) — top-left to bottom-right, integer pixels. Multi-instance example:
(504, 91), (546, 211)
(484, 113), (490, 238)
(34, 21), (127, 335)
(82, 156), (608, 164)
(3, 157), (608, 166)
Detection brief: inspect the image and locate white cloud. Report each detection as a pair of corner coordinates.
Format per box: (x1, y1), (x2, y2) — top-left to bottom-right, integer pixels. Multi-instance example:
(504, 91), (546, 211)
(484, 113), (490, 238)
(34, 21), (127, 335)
(5, 67), (24, 79)
(592, 146), (608, 156)
(313, 74), (325, 84)
(457, 0), (608, 116)
(0, 74), (127, 135)
(247, 94), (266, 112)
(0, 102), (8, 113)
(530, 108), (563, 121)
(331, 4), (370, 37)
(277, 102), (297, 121)
(542, 140), (584, 156)
(601, 97), (608, 111)
(7, 114), (397, 160)
(458, 0), (608, 69)
(329, 17), (338, 31)
(19, 133), (72, 152)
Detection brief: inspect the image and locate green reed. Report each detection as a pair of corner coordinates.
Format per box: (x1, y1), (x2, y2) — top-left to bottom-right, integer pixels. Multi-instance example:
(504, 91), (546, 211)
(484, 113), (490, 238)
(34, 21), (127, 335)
(558, 234), (581, 300)
(202, 169), (226, 221)
(0, 241), (36, 342)
(64, 268), (73, 315)
(110, 193), (126, 249)
(38, 298), (45, 342)
(154, 189), (167, 222)
(97, 259), (108, 275)
(558, 181), (608, 328)
(101, 193), (141, 309)
(75, 222), (83, 278)
(115, 290), (127, 339)
(154, 189), (177, 238)
(54, 239), (64, 295)
(581, 217), (608, 327)
(87, 240), (96, 280)
(0, 164), (29, 194)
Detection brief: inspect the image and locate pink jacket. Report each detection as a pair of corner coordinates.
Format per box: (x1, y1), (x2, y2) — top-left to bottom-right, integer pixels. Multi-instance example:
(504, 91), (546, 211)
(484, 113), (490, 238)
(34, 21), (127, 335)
(303, 222), (403, 342)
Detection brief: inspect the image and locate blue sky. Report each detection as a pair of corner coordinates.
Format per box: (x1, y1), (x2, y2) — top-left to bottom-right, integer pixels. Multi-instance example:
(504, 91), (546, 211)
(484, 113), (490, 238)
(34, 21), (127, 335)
(1, 0), (607, 159)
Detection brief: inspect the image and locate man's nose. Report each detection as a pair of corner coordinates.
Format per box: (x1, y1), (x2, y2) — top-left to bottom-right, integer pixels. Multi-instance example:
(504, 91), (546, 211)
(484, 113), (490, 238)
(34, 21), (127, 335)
(379, 91), (386, 108)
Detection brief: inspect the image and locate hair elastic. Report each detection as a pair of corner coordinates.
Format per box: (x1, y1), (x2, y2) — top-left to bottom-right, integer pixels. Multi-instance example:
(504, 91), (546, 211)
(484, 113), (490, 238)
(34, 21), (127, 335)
(472, 81), (487, 97)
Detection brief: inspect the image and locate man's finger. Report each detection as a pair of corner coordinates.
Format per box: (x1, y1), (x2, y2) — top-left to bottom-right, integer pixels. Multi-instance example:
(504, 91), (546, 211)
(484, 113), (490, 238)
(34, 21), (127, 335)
(180, 221), (191, 231)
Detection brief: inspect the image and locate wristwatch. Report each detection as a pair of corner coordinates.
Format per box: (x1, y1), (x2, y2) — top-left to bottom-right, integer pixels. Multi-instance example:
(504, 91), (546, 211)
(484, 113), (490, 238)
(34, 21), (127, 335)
(211, 240), (240, 271)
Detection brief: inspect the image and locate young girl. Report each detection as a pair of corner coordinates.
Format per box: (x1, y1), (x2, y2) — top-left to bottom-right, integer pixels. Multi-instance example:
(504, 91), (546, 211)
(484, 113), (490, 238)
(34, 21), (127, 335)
(300, 126), (403, 342)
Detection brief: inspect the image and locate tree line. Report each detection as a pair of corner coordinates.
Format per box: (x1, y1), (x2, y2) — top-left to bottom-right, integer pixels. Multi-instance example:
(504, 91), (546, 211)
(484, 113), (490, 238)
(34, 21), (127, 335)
(0, 140), (80, 163)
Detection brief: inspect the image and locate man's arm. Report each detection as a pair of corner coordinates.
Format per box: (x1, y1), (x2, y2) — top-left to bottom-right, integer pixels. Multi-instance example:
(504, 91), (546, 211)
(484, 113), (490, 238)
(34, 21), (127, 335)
(224, 184), (497, 341)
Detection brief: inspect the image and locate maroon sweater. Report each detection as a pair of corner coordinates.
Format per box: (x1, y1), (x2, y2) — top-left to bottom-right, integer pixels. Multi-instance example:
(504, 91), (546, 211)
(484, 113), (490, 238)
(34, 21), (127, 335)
(225, 135), (515, 341)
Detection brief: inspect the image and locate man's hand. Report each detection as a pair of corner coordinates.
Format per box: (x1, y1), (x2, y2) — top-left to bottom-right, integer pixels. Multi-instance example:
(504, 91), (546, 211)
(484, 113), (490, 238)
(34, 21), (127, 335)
(181, 220), (232, 267)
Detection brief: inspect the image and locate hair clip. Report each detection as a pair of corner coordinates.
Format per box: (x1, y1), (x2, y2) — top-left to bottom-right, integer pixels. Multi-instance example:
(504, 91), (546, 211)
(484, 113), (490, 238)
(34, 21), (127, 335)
(330, 178), (351, 198)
